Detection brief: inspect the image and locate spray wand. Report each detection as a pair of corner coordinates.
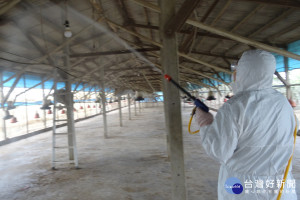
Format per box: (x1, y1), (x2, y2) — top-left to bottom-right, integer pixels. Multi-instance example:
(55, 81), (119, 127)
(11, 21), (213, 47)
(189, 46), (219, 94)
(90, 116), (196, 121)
(164, 74), (209, 134)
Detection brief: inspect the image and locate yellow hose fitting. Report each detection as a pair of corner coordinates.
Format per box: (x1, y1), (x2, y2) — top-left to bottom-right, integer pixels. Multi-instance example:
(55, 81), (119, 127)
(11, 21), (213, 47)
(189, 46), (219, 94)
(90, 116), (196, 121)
(188, 107), (199, 135)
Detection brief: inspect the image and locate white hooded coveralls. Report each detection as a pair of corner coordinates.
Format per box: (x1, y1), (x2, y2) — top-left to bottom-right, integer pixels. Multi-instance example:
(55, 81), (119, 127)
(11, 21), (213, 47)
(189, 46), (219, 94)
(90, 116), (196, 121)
(199, 50), (297, 200)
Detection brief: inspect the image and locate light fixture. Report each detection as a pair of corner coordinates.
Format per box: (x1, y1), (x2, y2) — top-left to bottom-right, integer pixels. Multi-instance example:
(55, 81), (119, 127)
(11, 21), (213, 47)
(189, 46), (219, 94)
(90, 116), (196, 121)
(64, 20), (72, 38)
(40, 98), (52, 110)
(3, 110), (13, 120)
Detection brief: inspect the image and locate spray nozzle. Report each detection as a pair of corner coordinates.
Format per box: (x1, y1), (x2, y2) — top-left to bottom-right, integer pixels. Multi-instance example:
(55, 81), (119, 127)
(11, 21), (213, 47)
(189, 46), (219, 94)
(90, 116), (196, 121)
(164, 74), (172, 81)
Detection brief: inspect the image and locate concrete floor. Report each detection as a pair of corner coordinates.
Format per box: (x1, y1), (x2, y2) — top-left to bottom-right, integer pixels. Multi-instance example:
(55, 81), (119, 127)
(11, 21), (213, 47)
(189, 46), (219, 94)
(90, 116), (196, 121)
(0, 102), (299, 200)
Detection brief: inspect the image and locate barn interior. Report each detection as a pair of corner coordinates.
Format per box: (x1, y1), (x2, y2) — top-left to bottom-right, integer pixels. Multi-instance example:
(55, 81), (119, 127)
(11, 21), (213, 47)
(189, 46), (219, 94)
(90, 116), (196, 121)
(0, 0), (300, 199)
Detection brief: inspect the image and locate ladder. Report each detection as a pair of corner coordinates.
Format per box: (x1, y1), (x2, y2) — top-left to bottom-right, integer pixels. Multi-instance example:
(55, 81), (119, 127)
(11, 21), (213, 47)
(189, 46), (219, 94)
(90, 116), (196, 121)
(52, 82), (78, 169)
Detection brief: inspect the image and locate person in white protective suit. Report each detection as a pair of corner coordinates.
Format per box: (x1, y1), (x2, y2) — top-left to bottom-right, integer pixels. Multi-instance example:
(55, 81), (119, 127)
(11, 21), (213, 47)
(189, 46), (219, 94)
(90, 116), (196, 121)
(195, 49), (297, 200)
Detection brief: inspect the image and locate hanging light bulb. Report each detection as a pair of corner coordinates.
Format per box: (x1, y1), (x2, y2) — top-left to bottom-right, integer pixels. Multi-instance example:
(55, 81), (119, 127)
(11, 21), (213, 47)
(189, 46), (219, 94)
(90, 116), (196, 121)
(64, 20), (72, 38)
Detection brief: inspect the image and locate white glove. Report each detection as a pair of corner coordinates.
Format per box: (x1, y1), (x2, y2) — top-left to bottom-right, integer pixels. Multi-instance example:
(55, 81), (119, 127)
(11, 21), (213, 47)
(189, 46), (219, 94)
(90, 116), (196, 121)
(194, 107), (214, 127)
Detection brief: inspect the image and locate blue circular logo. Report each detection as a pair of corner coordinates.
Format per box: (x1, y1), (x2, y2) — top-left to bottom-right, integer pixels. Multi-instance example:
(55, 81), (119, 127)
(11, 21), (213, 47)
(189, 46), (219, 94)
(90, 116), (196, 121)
(224, 177), (243, 194)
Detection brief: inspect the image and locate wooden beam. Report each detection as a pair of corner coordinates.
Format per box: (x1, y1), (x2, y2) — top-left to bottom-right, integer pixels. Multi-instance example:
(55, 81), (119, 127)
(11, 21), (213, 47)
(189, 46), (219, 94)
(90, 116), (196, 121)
(191, 51), (239, 60)
(130, 0), (296, 58)
(178, 2), (200, 57)
(180, 65), (229, 85)
(107, 19), (162, 47)
(71, 33), (106, 47)
(210, 0), (232, 26)
(178, 53), (231, 73)
(119, 37), (227, 85)
(128, 78), (160, 82)
(2, 74), (22, 104)
(224, 7), (293, 54)
(106, 66), (150, 72)
(249, 8), (294, 38)
(160, 0), (187, 199)
(268, 22), (300, 41)
(129, 23), (286, 48)
(209, 4), (264, 53)
(201, 0), (219, 22)
(143, 8), (155, 40)
(115, 0), (143, 44)
(179, 28), (196, 54)
(130, 0), (160, 12)
(181, 74), (215, 89)
(122, 73), (161, 78)
(141, 71), (156, 92)
(274, 71), (288, 86)
(14, 76), (52, 102)
(70, 47), (160, 58)
(164, 0), (201, 35)
(0, 0), (20, 16)
(3, 24), (95, 83)
(186, 19), (300, 61)
(128, 23), (159, 30)
(129, 23), (237, 41)
(232, 0), (300, 9)
(231, 5), (264, 33)
(106, 19), (232, 74)
(73, 82), (82, 91)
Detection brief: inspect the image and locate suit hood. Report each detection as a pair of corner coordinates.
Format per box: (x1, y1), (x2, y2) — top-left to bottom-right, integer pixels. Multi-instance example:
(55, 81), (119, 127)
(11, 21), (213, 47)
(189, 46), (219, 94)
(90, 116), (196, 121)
(231, 49), (276, 94)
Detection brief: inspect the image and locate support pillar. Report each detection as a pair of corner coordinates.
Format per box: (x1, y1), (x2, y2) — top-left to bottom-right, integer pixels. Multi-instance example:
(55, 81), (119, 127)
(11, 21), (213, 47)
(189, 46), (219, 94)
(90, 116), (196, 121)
(65, 40), (77, 164)
(118, 96), (122, 127)
(138, 101), (141, 113)
(127, 93), (131, 120)
(159, 0), (187, 199)
(284, 55), (291, 99)
(23, 76), (29, 134)
(42, 78), (46, 128)
(84, 95), (87, 118)
(100, 67), (108, 138)
(134, 98), (137, 116)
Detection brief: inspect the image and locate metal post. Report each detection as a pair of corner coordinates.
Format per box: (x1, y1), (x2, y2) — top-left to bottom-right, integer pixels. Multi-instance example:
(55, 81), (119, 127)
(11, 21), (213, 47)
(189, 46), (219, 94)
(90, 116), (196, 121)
(95, 92), (98, 114)
(0, 71), (7, 140)
(159, 0), (187, 199)
(139, 101), (141, 113)
(100, 67), (108, 138)
(65, 38), (78, 166)
(284, 55), (291, 99)
(118, 96), (122, 127)
(127, 93), (131, 120)
(42, 78), (46, 128)
(23, 76), (29, 134)
(134, 98), (137, 116)
(84, 91), (87, 118)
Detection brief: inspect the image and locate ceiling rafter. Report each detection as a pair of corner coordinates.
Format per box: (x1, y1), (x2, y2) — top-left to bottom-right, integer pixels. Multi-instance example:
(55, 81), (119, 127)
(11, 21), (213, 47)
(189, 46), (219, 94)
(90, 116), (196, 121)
(194, 0), (232, 52)
(105, 19), (232, 74)
(232, 0), (300, 9)
(0, 0), (20, 16)
(186, 19), (300, 61)
(268, 22), (300, 42)
(209, 4), (264, 54)
(130, 0), (298, 61)
(69, 47), (160, 58)
(164, 0), (201, 35)
(143, 7), (154, 41)
(119, 37), (228, 86)
(226, 7), (294, 53)
(114, 0), (143, 45)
